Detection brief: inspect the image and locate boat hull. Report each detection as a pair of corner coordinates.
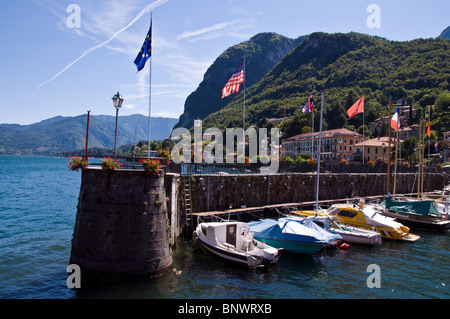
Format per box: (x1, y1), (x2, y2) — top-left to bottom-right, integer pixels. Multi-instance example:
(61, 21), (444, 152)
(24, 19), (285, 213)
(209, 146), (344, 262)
(382, 212), (450, 232)
(334, 228), (382, 245)
(194, 222), (280, 268)
(294, 206), (420, 242)
(198, 237), (260, 268)
(253, 237), (325, 254)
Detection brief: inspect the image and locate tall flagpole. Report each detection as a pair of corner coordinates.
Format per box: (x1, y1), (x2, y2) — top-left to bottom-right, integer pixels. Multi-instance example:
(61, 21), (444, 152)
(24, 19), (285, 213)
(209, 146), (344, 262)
(428, 105), (431, 166)
(315, 91), (324, 216)
(147, 13), (153, 158)
(363, 106), (365, 166)
(242, 55), (246, 156)
(311, 79), (315, 159)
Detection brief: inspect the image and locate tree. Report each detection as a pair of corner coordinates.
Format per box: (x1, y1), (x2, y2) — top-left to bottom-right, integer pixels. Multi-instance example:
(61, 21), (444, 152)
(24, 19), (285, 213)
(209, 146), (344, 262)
(302, 126), (312, 134)
(435, 92), (450, 112)
(401, 137), (418, 163)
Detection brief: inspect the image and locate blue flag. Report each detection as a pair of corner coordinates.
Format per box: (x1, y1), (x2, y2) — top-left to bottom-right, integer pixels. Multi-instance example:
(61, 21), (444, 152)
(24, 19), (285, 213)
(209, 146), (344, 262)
(134, 22), (152, 72)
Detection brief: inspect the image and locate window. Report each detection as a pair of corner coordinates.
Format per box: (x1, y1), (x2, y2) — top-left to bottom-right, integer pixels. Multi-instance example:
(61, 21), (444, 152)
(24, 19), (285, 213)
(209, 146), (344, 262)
(338, 210), (358, 218)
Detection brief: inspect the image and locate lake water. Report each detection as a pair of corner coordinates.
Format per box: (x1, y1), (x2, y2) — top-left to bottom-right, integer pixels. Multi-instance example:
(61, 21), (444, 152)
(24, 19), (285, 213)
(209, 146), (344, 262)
(0, 155), (448, 299)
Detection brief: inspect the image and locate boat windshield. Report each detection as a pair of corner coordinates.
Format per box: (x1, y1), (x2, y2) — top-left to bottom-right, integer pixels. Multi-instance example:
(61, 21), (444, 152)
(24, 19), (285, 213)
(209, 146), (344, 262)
(364, 205), (379, 219)
(327, 207), (341, 216)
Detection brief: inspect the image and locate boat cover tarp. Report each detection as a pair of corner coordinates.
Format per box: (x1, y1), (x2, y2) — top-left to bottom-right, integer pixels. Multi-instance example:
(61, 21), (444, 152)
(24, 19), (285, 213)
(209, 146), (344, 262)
(381, 197), (441, 218)
(248, 218), (342, 244)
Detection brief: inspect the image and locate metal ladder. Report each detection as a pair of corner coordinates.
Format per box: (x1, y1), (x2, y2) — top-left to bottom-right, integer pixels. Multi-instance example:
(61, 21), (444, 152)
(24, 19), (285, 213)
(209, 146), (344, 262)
(183, 175), (193, 225)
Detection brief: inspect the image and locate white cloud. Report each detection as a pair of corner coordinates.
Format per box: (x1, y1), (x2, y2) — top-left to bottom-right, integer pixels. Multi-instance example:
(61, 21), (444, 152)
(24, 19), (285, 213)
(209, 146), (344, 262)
(34, 0), (169, 93)
(176, 20), (241, 41)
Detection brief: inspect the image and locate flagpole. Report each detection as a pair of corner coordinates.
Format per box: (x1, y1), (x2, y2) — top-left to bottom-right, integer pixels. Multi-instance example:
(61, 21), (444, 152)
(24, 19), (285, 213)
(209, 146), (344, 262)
(315, 91), (324, 216)
(243, 55), (246, 154)
(147, 13), (152, 158)
(393, 112), (399, 198)
(363, 107), (365, 166)
(428, 105), (430, 166)
(311, 79), (315, 160)
(387, 96), (392, 195)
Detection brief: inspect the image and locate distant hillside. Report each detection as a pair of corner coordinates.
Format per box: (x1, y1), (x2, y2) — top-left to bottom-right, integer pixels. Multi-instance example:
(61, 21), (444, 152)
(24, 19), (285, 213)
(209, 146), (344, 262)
(0, 115), (178, 155)
(174, 32), (305, 130)
(201, 32), (450, 137)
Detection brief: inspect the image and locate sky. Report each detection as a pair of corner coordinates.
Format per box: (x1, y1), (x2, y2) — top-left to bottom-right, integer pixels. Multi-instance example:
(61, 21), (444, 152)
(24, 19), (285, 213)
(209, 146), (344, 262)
(0, 0), (448, 125)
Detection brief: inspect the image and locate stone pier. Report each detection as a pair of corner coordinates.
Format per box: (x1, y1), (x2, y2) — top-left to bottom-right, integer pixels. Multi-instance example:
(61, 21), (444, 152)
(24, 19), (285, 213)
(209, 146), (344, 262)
(70, 168), (173, 284)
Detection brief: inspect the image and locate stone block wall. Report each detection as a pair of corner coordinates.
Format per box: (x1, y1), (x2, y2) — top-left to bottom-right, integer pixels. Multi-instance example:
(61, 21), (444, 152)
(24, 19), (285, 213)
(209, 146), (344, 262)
(70, 168), (173, 283)
(187, 172), (448, 213)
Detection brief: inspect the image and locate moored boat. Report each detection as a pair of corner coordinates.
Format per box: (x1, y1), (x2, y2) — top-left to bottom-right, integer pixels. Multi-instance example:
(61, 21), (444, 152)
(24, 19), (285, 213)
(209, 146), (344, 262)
(293, 203), (420, 242)
(193, 221), (281, 268)
(248, 217), (342, 254)
(379, 196), (450, 232)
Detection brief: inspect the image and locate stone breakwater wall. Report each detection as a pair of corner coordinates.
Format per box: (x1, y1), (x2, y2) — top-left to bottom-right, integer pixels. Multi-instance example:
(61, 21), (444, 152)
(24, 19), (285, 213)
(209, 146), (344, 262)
(69, 169), (447, 283)
(187, 172), (449, 213)
(70, 168), (173, 283)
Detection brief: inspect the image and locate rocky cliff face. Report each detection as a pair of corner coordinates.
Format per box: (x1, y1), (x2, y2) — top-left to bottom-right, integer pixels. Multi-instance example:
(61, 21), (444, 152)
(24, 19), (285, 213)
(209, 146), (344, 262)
(439, 26), (450, 39)
(174, 32), (304, 130)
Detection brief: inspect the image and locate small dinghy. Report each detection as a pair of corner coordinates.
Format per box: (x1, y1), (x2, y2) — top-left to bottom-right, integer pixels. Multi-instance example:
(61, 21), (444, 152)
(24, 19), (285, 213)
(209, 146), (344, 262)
(193, 221), (281, 268)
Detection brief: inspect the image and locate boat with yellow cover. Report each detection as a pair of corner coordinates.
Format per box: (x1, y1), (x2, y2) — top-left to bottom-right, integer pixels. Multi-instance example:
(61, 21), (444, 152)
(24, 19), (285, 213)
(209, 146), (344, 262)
(292, 203), (420, 242)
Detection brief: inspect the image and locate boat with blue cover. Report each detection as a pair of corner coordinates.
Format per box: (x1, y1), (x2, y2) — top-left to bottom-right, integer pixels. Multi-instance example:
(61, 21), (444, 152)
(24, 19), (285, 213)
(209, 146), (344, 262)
(248, 217), (342, 254)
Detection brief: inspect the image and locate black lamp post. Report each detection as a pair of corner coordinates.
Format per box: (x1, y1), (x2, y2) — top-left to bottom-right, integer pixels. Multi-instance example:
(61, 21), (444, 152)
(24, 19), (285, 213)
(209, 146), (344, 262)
(112, 91), (124, 157)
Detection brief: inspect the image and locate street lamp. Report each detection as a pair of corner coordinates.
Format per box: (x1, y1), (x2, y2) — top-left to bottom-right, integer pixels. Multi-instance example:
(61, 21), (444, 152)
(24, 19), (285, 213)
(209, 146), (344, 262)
(112, 91), (124, 157)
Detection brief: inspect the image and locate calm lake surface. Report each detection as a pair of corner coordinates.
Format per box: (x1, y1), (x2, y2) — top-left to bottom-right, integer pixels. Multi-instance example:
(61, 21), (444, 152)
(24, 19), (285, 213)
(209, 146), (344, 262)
(0, 155), (448, 299)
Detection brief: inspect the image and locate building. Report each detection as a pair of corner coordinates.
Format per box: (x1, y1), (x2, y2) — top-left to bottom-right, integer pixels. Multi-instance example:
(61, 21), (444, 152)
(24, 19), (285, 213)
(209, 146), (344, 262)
(398, 124), (421, 140)
(282, 128), (363, 161)
(368, 114), (409, 135)
(353, 136), (399, 162)
(443, 131), (450, 142)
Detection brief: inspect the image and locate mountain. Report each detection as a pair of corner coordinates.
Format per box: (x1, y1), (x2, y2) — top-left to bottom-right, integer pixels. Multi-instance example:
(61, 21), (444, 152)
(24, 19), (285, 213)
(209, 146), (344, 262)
(174, 32), (305, 130)
(200, 32), (450, 137)
(439, 26), (450, 39)
(0, 115), (178, 156)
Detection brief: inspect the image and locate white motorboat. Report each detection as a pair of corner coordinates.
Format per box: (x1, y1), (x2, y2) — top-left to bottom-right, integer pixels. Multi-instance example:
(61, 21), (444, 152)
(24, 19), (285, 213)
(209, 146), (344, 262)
(193, 221), (281, 268)
(332, 223), (382, 245)
(288, 214), (382, 246)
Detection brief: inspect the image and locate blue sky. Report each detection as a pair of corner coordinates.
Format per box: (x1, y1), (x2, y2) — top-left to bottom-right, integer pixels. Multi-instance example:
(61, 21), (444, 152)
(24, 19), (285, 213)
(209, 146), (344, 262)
(1, 0), (448, 125)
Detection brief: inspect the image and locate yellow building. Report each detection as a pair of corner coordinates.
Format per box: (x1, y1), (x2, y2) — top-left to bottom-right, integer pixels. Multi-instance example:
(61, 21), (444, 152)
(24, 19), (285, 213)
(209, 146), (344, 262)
(282, 128), (363, 161)
(353, 136), (399, 162)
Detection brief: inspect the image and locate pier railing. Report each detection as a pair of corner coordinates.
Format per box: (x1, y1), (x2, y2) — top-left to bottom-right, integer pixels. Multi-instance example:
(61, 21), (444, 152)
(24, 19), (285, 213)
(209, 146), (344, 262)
(81, 155), (449, 175)
(84, 154), (169, 171)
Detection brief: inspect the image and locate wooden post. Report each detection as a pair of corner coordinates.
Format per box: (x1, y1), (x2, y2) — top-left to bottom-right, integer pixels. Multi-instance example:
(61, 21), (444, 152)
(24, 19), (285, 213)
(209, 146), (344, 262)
(85, 110), (90, 163)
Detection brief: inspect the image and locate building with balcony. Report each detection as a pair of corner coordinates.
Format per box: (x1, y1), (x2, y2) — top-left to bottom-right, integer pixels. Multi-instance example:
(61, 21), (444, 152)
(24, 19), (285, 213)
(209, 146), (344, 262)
(282, 128), (363, 161)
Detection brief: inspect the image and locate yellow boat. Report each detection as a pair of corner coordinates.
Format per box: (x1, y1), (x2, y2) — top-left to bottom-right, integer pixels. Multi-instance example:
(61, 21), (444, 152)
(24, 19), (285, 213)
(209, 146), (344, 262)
(292, 203), (420, 242)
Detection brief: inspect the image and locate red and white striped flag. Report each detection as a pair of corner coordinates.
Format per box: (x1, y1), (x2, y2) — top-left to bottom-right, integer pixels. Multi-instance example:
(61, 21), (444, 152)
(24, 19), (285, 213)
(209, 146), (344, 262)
(222, 60), (244, 98)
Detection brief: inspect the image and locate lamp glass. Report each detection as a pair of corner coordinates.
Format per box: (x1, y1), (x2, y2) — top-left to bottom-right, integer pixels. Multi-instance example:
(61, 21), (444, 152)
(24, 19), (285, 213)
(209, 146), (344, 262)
(112, 92), (124, 109)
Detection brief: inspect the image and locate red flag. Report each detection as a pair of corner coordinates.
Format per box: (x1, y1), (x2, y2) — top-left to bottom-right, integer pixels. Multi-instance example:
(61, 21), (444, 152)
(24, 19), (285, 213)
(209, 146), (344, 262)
(425, 116), (431, 136)
(346, 96), (364, 120)
(222, 60), (244, 98)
